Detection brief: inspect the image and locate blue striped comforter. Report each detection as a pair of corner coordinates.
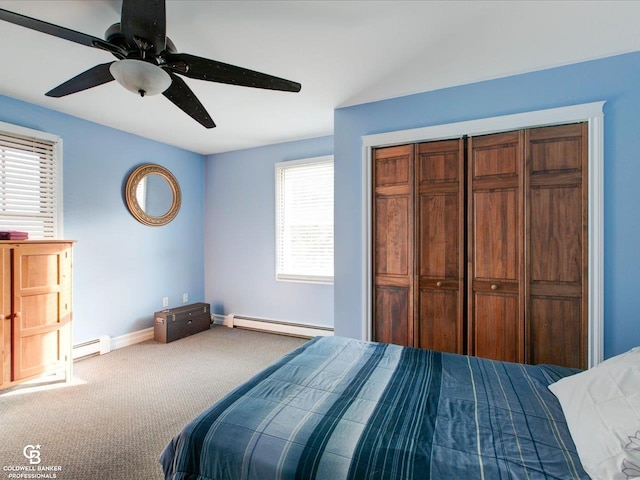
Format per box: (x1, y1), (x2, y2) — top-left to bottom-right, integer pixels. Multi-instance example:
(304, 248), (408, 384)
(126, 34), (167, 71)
(160, 336), (588, 479)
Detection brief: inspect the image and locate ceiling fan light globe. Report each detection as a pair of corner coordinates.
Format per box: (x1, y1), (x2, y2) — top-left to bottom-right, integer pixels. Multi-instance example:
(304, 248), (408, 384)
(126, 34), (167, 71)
(109, 59), (171, 96)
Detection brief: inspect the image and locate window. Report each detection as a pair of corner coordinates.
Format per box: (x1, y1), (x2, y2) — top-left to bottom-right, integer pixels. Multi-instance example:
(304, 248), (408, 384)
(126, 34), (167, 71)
(0, 122), (62, 239)
(275, 155), (333, 284)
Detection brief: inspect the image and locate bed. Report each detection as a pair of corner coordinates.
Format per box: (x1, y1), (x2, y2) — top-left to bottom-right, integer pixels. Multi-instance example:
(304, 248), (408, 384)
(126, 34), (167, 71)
(159, 335), (607, 479)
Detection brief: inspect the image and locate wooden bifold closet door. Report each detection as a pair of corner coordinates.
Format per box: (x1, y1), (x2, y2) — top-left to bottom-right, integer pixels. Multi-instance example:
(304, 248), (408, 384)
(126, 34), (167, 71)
(524, 124), (588, 368)
(372, 145), (415, 347)
(467, 130), (525, 363)
(415, 139), (465, 354)
(372, 123), (587, 369)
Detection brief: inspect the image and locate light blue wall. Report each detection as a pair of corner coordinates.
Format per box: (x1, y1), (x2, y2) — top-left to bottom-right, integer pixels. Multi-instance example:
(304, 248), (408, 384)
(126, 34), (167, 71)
(334, 51), (640, 359)
(3, 49), (639, 357)
(204, 136), (334, 327)
(0, 94), (205, 344)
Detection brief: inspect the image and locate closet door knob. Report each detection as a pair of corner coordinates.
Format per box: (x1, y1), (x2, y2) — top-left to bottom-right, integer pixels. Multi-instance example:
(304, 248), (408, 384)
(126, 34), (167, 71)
(436, 281), (443, 287)
(0, 314), (4, 320)
(491, 284), (498, 290)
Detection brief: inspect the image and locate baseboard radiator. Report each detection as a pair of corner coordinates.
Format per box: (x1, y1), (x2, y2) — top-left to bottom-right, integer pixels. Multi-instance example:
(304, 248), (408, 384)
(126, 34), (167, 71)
(216, 314), (333, 339)
(70, 314), (330, 358)
(72, 335), (111, 360)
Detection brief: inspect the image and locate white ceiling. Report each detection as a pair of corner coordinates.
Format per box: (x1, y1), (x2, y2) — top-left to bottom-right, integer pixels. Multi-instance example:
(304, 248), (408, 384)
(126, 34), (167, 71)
(1, 1), (640, 155)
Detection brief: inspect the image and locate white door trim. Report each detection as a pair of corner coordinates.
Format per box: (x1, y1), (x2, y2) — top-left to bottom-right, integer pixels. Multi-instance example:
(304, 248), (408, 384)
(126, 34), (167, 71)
(361, 101), (605, 367)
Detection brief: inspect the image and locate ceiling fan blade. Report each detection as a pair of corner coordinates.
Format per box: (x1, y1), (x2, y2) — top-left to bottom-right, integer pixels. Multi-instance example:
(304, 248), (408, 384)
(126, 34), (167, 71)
(121, 0), (166, 55)
(45, 62), (115, 98)
(0, 8), (123, 55)
(164, 53), (302, 93)
(163, 73), (215, 129)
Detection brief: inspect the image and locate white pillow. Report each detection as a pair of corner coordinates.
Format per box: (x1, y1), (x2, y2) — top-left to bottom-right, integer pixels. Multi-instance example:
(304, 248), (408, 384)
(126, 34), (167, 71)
(548, 347), (640, 480)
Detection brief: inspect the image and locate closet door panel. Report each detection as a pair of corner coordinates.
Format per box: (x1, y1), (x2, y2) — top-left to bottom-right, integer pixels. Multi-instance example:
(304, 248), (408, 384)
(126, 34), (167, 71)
(373, 145), (414, 347)
(473, 292), (519, 362)
(375, 286), (411, 347)
(472, 139), (519, 178)
(530, 186), (582, 283)
(526, 123), (587, 368)
(418, 289), (459, 352)
(529, 296), (582, 367)
(472, 189), (519, 281)
(529, 127), (583, 172)
(417, 143), (460, 183)
(416, 139), (464, 353)
(468, 131), (524, 363)
(375, 152), (411, 188)
(375, 196), (410, 276)
(418, 194), (459, 277)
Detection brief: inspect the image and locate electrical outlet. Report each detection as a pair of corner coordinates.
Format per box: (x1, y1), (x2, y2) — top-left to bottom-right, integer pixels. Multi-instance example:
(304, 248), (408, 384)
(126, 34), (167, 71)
(162, 297), (169, 308)
(183, 293), (188, 303)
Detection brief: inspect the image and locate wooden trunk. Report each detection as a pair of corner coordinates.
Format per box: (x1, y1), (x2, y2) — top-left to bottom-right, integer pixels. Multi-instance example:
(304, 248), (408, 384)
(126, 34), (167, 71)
(154, 303), (211, 343)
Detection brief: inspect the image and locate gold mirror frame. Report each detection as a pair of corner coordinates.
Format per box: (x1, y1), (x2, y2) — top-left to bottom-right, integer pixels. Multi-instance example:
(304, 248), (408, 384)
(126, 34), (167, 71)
(125, 164), (181, 226)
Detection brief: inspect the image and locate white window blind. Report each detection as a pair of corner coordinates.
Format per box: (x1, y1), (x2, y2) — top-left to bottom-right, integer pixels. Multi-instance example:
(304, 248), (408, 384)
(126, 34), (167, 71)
(0, 124), (61, 239)
(275, 156), (333, 284)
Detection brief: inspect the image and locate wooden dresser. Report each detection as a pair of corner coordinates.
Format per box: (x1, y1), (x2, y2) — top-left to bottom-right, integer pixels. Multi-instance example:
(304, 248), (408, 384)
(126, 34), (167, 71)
(0, 241), (74, 390)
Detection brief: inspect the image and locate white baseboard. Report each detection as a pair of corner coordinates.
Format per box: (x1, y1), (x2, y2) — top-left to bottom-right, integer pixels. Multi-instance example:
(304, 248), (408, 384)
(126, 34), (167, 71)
(110, 327), (154, 350)
(229, 314), (333, 339)
(74, 314), (327, 358)
(73, 328), (154, 361)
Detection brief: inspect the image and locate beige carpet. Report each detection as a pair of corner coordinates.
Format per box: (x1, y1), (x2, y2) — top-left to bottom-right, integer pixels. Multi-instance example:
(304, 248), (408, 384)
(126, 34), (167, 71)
(0, 326), (307, 479)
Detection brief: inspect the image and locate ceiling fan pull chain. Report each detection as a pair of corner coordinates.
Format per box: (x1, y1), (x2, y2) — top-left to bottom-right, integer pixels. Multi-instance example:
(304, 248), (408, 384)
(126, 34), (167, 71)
(134, 36), (153, 59)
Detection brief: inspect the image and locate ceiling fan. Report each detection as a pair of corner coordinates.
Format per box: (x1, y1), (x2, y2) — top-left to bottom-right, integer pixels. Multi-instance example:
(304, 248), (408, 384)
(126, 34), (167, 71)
(0, 0), (302, 128)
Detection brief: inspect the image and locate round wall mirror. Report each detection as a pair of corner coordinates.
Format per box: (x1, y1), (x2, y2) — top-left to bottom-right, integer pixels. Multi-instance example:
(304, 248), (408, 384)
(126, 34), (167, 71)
(125, 164), (181, 226)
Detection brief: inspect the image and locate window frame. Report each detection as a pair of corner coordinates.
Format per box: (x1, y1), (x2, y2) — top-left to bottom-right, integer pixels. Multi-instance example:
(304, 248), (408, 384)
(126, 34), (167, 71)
(275, 155), (334, 285)
(0, 121), (63, 239)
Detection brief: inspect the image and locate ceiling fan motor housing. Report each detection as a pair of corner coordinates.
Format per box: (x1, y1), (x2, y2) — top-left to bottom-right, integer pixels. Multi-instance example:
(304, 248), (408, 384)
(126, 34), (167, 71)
(104, 22), (177, 60)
